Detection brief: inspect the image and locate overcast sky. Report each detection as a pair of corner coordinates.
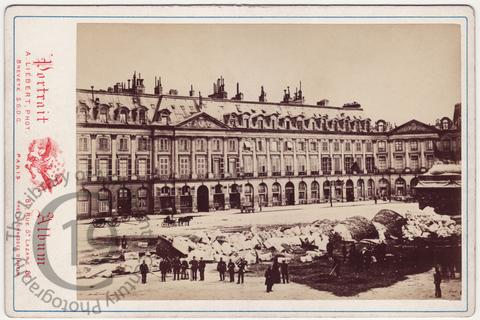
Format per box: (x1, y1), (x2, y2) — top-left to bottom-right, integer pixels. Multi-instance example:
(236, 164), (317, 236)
(77, 23), (461, 125)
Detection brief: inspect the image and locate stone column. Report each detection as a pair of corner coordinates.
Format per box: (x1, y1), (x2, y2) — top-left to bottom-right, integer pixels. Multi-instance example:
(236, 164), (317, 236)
(340, 139), (345, 174)
(293, 139), (298, 176)
(207, 138), (212, 179)
(405, 142), (410, 170)
(306, 139), (311, 175)
(318, 139), (323, 175)
(223, 138), (229, 178)
(362, 140), (367, 174)
(131, 136), (137, 180)
(238, 138), (243, 174)
(253, 138), (258, 177)
(173, 138), (179, 179)
(420, 139), (425, 167)
(208, 185), (215, 212)
(191, 137), (197, 179)
(91, 134), (97, 181)
(266, 138), (272, 176)
(111, 135), (117, 181)
(224, 184), (230, 210)
(280, 139), (285, 176)
(191, 187), (198, 213)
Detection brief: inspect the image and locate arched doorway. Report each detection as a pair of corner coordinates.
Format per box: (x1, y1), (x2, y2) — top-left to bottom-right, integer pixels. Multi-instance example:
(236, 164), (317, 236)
(410, 177), (419, 197)
(335, 180), (343, 201)
(323, 181), (331, 202)
(299, 181), (307, 204)
(311, 181), (319, 203)
(357, 179), (365, 200)
(213, 184), (225, 210)
(197, 185), (209, 212)
(158, 186), (174, 214)
(346, 179), (354, 202)
(258, 183), (268, 207)
(378, 178), (390, 199)
(367, 179), (375, 199)
(243, 183), (254, 206)
(180, 185), (193, 212)
(229, 184), (240, 209)
(395, 178), (406, 197)
(98, 188), (112, 216)
(117, 187), (131, 216)
(272, 182), (282, 206)
(137, 187), (149, 213)
(285, 181), (295, 205)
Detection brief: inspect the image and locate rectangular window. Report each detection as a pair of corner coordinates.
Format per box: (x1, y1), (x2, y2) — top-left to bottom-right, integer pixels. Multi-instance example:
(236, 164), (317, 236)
(297, 155), (306, 173)
(410, 140), (418, 151)
(98, 159), (109, 177)
(179, 157), (190, 175)
(196, 139), (206, 152)
(426, 155), (434, 168)
(310, 155), (319, 172)
(196, 156), (207, 176)
(322, 141), (329, 152)
(257, 156), (267, 173)
(158, 157), (170, 176)
(243, 155), (253, 173)
(310, 141), (317, 152)
(284, 141), (293, 152)
(345, 142), (351, 152)
(137, 137), (150, 152)
(366, 157), (375, 172)
(118, 137), (129, 152)
(98, 137), (110, 151)
(271, 156), (281, 173)
(355, 142), (362, 152)
(395, 141), (403, 152)
(178, 139), (189, 152)
(333, 141), (340, 152)
(378, 156), (387, 170)
(395, 156), (404, 170)
(285, 156), (294, 173)
(366, 141), (373, 152)
(333, 157), (341, 173)
(78, 159), (89, 177)
(355, 156), (363, 171)
(410, 155), (419, 171)
(118, 159), (128, 177)
(138, 159), (147, 177)
(228, 139), (236, 152)
(344, 156), (354, 174)
(78, 137), (88, 152)
(270, 139), (279, 152)
(212, 139), (222, 152)
(378, 141), (386, 152)
(257, 140), (264, 152)
(158, 138), (169, 152)
(426, 140), (434, 150)
(321, 157), (332, 173)
(297, 140), (305, 152)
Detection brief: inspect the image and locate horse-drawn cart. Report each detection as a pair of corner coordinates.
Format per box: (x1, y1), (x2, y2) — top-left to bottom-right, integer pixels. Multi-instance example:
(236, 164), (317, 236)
(91, 210), (148, 228)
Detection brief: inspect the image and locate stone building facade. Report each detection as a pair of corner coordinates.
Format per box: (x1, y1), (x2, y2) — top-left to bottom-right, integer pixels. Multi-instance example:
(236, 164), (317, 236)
(76, 73), (461, 219)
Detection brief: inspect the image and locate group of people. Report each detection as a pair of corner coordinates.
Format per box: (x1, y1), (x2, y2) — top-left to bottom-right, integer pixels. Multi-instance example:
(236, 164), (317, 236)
(264, 259), (290, 293)
(216, 257), (248, 284)
(139, 256), (207, 284)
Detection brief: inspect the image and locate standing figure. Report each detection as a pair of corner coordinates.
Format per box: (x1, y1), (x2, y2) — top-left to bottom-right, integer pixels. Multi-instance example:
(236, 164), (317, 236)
(160, 259), (168, 282)
(190, 256), (198, 281)
(271, 259), (281, 284)
(326, 238), (334, 258)
(198, 257), (206, 281)
(265, 266), (274, 293)
(217, 258), (227, 281)
(181, 259), (189, 279)
(434, 266), (442, 298)
(172, 257), (181, 281)
(121, 235), (128, 250)
(237, 258), (247, 284)
(227, 259), (236, 282)
(280, 260), (289, 284)
(140, 260), (149, 284)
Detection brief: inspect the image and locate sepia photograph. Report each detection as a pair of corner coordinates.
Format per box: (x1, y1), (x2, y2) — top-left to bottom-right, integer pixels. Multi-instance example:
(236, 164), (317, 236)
(74, 23), (462, 301)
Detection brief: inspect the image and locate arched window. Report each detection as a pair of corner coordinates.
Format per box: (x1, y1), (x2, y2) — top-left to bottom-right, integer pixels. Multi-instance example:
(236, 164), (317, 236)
(299, 182), (307, 204)
(244, 183), (254, 205)
(272, 183), (281, 206)
(258, 183), (268, 207)
(98, 188), (111, 215)
(77, 188), (91, 217)
(311, 181), (319, 203)
(137, 187), (149, 210)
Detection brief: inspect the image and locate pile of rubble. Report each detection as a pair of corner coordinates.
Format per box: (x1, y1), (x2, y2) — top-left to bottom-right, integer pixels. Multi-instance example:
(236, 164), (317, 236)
(401, 207), (461, 240)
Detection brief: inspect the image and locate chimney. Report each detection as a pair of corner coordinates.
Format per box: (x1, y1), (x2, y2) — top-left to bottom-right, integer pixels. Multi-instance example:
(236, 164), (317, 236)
(189, 84), (195, 97)
(154, 76), (163, 95)
(199, 91), (203, 107)
(259, 86), (267, 102)
(128, 79), (131, 89)
(90, 85), (94, 100)
(231, 82), (243, 101)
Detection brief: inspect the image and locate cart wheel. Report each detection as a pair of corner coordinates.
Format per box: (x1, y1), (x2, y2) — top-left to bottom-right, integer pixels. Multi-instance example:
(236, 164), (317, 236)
(92, 219), (106, 228)
(121, 215), (130, 222)
(135, 215), (146, 221)
(108, 218), (120, 227)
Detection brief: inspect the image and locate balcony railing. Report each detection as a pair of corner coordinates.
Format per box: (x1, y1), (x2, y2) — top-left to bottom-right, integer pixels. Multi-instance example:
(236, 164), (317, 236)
(298, 171), (307, 176)
(334, 170), (343, 175)
(310, 170), (319, 176)
(272, 171), (281, 176)
(258, 172), (268, 177)
(286, 171), (294, 176)
(244, 172), (254, 178)
(212, 173), (224, 179)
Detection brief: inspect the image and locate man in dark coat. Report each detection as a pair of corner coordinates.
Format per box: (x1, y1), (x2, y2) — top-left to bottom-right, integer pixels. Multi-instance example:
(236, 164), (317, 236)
(217, 258), (227, 281)
(271, 259), (281, 284)
(280, 260), (289, 284)
(121, 235), (128, 250)
(434, 266), (442, 298)
(265, 266), (274, 293)
(181, 259), (189, 279)
(172, 257), (181, 281)
(198, 257), (206, 281)
(160, 259), (168, 282)
(227, 259), (235, 282)
(140, 260), (149, 284)
(190, 256), (198, 281)
(237, 258), (247, 284)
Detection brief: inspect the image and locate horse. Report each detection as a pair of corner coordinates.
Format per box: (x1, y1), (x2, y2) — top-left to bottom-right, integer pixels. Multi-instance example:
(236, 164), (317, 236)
(178, 216), (193, 226)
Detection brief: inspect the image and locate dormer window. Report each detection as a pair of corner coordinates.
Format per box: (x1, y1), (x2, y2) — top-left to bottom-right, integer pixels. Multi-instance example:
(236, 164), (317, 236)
(297, 121), (303, 130)
(119, 110), (128, 124)
(271, 119), (276, 129)
(139, 109), (146, 124)
(257, 119), (264, 129)
(285, 120), (291, 130)
(99, 108), (108, 123)
(442, 119), (449, 130)
(378, 122), (385, 132)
